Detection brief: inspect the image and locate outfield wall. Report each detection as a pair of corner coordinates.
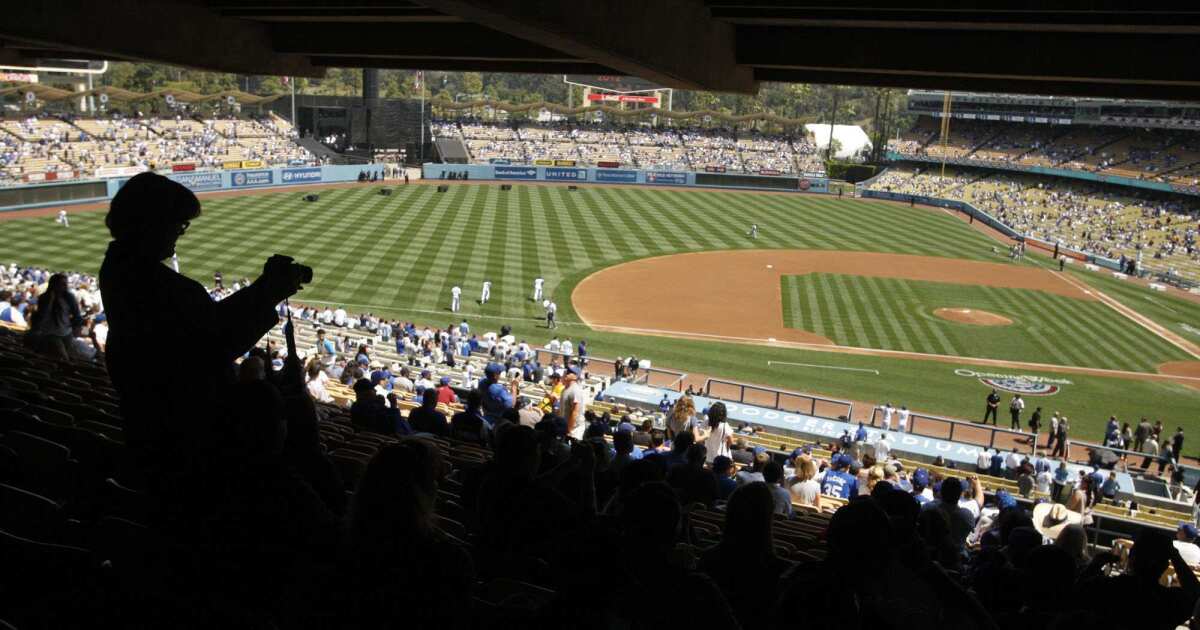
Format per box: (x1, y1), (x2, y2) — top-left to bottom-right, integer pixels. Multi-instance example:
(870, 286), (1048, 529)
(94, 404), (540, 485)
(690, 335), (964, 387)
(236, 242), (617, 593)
(0, 164), (387, 213)
(422, 163), (831, 194)
(858, 185), (1123, 271)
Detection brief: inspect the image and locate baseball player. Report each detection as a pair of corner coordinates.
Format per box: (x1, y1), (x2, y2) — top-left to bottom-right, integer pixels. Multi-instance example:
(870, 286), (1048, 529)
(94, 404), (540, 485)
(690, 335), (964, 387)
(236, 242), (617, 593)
(546, 300), (557, 329)
(480, 280), (491, 304)
(532, 276), (544, 302)
(171, 253), (180, 273)
(748, 223), (758, 239)
(880, 402), (895, 431)
(897, 406), (910, 433)
(450, 285), (462, 312)
(56, 209), (69, 227)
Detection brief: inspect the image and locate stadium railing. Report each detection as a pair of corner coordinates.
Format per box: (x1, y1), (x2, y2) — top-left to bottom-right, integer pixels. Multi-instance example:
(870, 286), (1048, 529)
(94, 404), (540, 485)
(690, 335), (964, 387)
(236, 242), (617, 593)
(532, 348), (687, 391)
(702, 378), (854, 421)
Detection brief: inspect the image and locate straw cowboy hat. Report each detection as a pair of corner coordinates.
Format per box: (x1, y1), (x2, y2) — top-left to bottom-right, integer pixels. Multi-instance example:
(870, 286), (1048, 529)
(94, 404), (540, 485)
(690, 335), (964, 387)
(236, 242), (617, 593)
(1033, 502), (1084, 540)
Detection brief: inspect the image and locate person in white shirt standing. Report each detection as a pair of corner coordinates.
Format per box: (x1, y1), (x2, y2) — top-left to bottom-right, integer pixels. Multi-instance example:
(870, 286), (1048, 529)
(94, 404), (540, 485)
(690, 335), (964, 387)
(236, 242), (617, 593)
(333, 306), (347, 328)
(703, 402), (733, 463)
(480, 280), (491, 304)
(450, 285), (462, 312)
(560, 367), (586, 440)
(897, 405), (910, 433)
(881, 402), (895, 431)
(56, 209), (69, 227)
(873, 433), (891, 462)
(545, 300), (557, 329)
(532, 276), (544, 302)
(545, 336), (561, 353)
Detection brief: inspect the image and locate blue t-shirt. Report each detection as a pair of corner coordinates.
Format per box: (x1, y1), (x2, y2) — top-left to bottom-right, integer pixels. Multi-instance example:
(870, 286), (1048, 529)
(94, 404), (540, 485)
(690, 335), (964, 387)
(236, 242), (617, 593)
(854, 426), (868, 442)
(821, 469), (858, 499)
(912, 492), (932, 506)
(989, 454), (1004, 477)
(481, 380), (514, 423)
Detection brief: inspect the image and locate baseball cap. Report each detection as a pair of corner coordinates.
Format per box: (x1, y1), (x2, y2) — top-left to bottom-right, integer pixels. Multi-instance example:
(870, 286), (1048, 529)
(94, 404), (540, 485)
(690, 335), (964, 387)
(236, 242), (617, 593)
(1181, 523), (1199, 539)
(833, 453), (851, 469)
(995, 490), (1017, 510)
(752, 446), (767, 456)
(912, 468), (930, 487)
(485, 362), (504, 376)
(420, 369), (431, 378)
(440, 376), (451, 385)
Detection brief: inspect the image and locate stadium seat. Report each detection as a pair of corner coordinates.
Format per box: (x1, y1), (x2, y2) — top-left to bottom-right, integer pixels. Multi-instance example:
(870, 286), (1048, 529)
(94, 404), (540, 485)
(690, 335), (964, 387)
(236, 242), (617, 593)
(0, 483), (65, 542)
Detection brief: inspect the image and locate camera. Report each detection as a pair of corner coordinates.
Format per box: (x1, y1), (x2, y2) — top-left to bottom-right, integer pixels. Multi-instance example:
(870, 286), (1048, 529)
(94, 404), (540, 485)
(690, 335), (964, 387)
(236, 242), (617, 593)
(266, 254), (314, 285)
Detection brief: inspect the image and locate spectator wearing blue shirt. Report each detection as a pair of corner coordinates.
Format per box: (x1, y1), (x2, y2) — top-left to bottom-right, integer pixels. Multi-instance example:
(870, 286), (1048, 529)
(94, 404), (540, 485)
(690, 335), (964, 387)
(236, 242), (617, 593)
(989, 451), (1004, 478)
(658, 394), (671, 414)
(820, 454), (858, 499)
(854, 422), (868, 443)
(479, 362), (516, 426)
(577, 340), (588, 367)
(910, 468), (933, 505)
(713, 455), (738, 500)
(1052, 460), (1070, 501)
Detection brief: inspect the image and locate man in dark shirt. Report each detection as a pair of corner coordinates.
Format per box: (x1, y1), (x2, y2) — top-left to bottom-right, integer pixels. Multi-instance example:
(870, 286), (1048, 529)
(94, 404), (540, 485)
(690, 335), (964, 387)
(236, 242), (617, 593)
(99, 172), (304, 484)
(1172, 427), (1185, 460)
(983, 389), (1000, 425)
(451, 389), (487, 444)
(350, 379), (407, 435)
(712, 455), (738, 500)
(408, 387), (449, 437)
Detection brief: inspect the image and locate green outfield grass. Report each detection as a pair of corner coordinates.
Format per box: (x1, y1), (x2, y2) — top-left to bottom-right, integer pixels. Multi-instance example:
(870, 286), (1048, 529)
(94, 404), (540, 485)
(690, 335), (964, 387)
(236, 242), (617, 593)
(2, 183), (1198, 443)
(780, 273), (1190, 372)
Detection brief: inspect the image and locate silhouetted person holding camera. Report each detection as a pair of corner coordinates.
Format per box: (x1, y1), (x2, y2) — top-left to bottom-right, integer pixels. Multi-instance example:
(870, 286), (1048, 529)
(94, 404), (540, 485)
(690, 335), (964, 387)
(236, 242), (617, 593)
(100, 172), (309, 494)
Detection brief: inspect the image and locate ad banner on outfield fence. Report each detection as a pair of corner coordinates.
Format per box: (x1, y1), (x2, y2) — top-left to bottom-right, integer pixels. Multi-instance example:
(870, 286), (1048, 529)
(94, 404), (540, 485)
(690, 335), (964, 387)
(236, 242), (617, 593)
(169, 171), (223, 191)
(280, 167), (323, 184)
(645, 171), (688, 185)
(231, 170), (274, 187)
(533, 159), (554, 166)
(595, 169), (638, 183)
(494, 165), (539, 179)
(95, 165), (148, 179)
(171, 163), (196, 172)
(544, 167), (587, 181)
(240, 159), (265, 169)
(223, 160), (245, 170)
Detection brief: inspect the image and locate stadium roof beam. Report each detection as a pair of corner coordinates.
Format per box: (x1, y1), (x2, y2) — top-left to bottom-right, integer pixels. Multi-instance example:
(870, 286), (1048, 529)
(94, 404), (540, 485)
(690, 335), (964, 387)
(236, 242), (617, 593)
(415, 0), (758, 94)
(271, 22), (583, 62)
(307, 57), (616, 76)
(0, 0), (320, 78)
(737, 26), (1200, 100)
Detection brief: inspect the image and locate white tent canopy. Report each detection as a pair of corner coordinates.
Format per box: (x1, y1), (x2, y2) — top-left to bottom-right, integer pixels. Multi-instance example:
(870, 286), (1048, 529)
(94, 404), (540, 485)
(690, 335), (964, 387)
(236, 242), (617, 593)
(805, 123), (872, 159)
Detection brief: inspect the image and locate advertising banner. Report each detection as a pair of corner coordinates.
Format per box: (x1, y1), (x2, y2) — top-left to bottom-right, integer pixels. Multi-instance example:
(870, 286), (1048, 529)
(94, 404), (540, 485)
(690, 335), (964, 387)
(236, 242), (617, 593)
(240, 159), (265, 169)
(280, 167), (323, 185)
(25, 173), (45, 182)
(171, 163), (196, 172)
(533, 159), (554, 166)
(759, 169), (782, 176)
(594, 169), (638, 183)
(645, 171), (687, 185)
(95, 165), (147, 179)
(596, 161), (621, 168)
(553, 159), (577, 167)
(494, 165), (538, 179)
(586, 93), (660, 104)
(704, 165), (726, 173)
(230, 169), (273, 187)
(223, 160), (245, 170)
(170, 171), (223, 191)
(544, 167), (587, 181)
(488, 158), (511, 165)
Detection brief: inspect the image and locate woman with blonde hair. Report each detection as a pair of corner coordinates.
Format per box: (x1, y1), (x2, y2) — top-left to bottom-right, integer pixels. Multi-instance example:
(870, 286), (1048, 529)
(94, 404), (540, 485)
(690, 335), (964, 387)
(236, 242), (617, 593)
(666, 395), (696, 440)
(788, 455), (822, 510)
(867, 464), (886, 493)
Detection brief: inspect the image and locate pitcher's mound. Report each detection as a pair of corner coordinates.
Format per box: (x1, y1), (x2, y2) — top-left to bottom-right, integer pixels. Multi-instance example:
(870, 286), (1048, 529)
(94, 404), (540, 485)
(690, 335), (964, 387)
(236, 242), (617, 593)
(934, 308), (1012, 326)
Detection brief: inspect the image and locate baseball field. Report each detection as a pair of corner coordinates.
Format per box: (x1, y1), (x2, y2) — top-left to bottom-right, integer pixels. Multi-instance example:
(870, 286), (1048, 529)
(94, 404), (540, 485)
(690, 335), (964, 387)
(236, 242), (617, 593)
(4, 181), (1199, 443)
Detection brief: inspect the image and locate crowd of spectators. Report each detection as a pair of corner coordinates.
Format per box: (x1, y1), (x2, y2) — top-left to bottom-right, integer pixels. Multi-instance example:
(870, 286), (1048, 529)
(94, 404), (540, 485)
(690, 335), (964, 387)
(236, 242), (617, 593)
(889, 117), (1200, 189)
(867, 164), (1200, 277)
(0, 111), (314, 184)
(432, 118), (821, 174)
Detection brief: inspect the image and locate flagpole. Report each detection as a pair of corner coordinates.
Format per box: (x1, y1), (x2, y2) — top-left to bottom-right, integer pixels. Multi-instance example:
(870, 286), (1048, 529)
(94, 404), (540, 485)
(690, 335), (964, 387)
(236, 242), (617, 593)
(290, 77), (296, 130)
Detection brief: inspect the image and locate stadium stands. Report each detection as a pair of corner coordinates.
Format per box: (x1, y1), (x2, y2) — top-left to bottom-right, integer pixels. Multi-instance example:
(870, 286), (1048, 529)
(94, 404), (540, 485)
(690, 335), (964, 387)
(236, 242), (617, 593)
(0, 113), (315, 185)
(431, 118), (820, 174)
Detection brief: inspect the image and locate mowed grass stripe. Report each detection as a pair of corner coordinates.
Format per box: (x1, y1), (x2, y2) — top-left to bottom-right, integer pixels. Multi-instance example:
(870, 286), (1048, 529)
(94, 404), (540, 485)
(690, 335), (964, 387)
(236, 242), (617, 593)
(429, 184), (490, 311)
(607, 187), (693, 253)
(385, 185), (473, 308)
(642, 190), (728, 251)
(890, 277), (959, 356)
(530, 187), (575, 272)
(574, 188), (646, 258)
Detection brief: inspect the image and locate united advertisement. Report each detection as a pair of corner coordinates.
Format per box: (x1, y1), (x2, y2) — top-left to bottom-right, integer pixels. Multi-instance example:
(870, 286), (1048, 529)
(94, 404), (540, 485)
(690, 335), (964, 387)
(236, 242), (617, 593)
(544, 167), (587, 181)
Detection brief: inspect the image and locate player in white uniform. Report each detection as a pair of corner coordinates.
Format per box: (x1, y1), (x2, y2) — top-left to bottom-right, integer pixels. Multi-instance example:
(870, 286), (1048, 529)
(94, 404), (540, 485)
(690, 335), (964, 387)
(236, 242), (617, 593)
(532, 277), (544, 302)
(546, 300), (557, 329)
(56, 210), (69, 227)
(450, 286), (462, 312)
(171, 253), (180, 273)
(897, 406), (910, 433)
(881, 402), (895, 431)
(480, 280), (491, 304)
(749, 224), (758, 239)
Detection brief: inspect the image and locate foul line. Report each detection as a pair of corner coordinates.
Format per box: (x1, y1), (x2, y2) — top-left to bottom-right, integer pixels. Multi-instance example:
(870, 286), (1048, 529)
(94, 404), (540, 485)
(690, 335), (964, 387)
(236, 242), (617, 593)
(768, 360), (879, 375)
